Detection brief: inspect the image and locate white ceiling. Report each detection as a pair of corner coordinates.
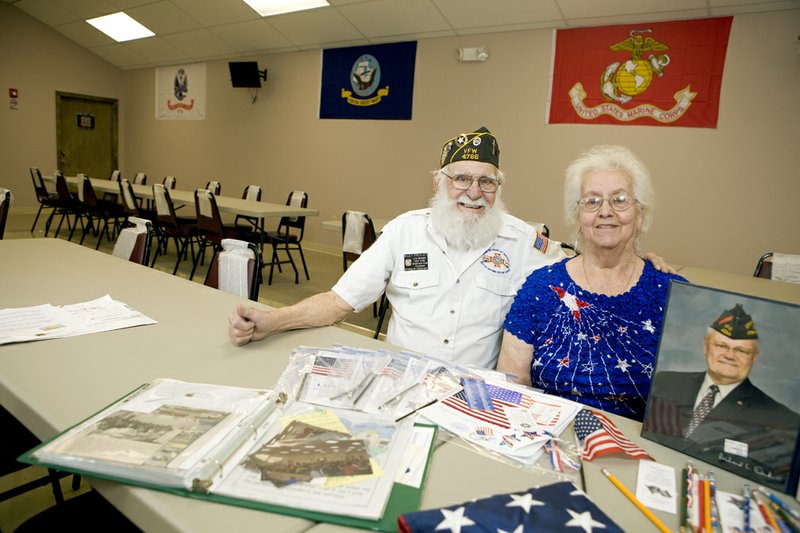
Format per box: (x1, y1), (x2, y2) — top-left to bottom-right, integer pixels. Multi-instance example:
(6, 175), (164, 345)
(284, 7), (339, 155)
(7, 0), (799, 69)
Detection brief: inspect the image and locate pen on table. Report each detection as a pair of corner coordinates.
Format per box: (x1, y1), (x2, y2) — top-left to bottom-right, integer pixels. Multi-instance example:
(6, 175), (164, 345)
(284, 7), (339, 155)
(600, 468), (671, 533)
(395, 398), (437, 422)
(761, 487), (800, 525)
(686, 461), (696, 532)
(753, 488), (780, 533)
(768, 499), (798, 533)
(708, 471), (722, 533)
(680, 465), (689, 532)
(379, 382), (421, 410)
(757, 489), (797, 533)
(744, 484), (752, 533)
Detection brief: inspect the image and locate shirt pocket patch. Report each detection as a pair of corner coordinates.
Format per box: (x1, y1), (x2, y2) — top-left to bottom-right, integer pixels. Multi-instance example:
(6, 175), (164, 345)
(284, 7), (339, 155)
(393, 269), (439, 290)
(475, 273), (517, 297)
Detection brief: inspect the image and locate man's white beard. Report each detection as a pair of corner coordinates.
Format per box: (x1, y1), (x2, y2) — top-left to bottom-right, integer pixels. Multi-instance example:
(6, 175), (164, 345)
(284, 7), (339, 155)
(429, 188), (507, 251)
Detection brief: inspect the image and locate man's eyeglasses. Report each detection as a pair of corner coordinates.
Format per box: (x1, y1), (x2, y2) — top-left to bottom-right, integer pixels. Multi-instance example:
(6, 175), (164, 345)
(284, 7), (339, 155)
(577, 193), (637, 212)
(709, 341), (756, 357)
(442, 172), (500, 193)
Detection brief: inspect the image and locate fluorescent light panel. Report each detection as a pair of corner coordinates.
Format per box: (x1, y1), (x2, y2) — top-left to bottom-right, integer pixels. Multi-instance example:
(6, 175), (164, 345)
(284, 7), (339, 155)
(243, 0), (329, 17)
(87, 12), (154, 42)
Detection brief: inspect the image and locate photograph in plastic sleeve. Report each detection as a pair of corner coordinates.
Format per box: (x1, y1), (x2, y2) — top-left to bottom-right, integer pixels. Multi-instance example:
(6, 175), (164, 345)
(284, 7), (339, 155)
(212, 402), (414, 521)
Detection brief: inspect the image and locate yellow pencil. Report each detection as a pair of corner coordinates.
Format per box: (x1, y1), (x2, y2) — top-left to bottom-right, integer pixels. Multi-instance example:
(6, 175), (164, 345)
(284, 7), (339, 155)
(601, 468), (672, 533)
(704, 476), (712, 533)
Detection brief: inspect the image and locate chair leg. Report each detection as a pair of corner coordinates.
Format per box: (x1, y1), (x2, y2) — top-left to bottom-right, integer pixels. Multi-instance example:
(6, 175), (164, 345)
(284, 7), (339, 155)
(297, 245), (310, 281)
(268, 245), (279, 285)
(31, 204), (44, 233)
(175, 238), (191, 276)
(374, 295), (390, 339)
(189, 238), (206, 280)
(279, 244), (299, 284)
(44, 208), (58, 237)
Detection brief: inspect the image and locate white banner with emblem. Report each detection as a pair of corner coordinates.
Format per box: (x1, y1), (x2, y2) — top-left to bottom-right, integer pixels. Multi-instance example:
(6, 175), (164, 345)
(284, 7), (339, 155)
(155, 63), (206, 120)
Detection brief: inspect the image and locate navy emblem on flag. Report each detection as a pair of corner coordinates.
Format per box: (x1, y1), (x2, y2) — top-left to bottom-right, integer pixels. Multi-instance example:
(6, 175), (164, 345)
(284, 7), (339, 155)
(320, 41), (417, 120)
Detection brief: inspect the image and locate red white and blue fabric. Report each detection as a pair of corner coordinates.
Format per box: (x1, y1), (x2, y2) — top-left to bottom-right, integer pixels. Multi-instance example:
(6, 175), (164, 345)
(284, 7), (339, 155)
(398, 481), (624, 533)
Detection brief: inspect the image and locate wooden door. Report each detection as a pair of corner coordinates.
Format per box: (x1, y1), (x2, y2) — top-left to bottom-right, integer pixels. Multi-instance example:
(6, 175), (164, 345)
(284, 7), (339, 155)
(56, 92), (118, 179)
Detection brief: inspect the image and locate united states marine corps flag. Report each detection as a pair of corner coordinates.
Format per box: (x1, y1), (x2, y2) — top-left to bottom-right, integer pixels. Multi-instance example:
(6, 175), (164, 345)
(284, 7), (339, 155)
(155, 63), (206, 120)
(547, 17), (732, 128)
(320, 41), (417, 120)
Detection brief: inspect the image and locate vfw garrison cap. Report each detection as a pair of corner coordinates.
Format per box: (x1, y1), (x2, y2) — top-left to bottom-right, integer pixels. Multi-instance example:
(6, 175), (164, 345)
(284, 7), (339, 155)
(439, 127), (499, 169)
(710, 303), (759, 340)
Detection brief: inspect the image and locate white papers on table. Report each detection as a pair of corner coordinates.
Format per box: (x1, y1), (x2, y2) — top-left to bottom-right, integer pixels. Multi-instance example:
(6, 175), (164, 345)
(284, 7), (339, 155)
(420, 378), (583, 466)
(635, 459), (677, 514)
(0, 294), (156, 345)
(395, 425), (435, 488)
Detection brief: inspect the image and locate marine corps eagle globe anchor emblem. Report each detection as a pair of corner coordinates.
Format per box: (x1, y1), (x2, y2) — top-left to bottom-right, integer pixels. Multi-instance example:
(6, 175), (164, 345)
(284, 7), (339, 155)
(566, 27), (697, 124)
(601, 29), (671, 104)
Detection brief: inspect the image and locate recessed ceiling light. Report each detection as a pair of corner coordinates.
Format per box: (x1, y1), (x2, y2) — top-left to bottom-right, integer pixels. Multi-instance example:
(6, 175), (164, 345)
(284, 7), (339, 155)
(87, 12), (154, 42)
(243, 0), (329, 17)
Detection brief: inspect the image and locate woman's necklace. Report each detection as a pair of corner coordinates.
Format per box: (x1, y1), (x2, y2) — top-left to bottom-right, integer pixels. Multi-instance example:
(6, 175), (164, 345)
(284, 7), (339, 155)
(581, 255), (637, 295)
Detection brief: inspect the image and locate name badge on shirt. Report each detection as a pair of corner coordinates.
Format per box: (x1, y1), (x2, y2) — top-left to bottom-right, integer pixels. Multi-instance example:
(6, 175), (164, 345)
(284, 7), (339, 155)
(404, 253), (428, 271)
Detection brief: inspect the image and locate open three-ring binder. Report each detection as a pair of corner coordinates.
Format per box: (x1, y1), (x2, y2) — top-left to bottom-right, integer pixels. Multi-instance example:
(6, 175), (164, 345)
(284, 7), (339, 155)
(19, 378), (435, 531)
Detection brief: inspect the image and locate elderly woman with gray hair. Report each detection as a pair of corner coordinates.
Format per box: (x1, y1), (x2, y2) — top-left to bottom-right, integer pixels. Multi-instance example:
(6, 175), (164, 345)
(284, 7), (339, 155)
(497, 145), (687, 421)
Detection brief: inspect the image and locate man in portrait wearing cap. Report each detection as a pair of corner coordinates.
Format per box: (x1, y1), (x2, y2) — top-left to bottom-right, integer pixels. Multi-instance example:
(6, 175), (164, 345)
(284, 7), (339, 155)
(644, 304), (800, 491)
(228, 127), (670, 369)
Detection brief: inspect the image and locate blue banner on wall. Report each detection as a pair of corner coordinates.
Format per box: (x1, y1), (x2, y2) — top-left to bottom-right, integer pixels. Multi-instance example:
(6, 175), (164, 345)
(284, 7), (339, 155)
(320, 41), (417, 120)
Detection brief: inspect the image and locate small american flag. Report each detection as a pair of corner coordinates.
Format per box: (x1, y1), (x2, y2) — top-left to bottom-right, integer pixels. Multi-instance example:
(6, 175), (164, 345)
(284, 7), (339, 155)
(311, 355), (350, 377)
(574, 409), (653, 461)
(441, 384), (535, 429)
(474, 426), (494, 437)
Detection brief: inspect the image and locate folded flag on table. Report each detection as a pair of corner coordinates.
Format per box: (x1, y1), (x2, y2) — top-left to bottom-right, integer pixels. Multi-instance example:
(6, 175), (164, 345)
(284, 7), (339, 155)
(574, 409), (653, 461)
(398, 481), (624, 533)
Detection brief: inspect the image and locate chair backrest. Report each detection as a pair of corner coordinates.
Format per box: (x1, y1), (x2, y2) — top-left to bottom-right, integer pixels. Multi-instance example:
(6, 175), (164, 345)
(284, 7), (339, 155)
(30, 167), (49, 199)
(341, 210), (377, 268)
(153, 183), (180, 225)
(281, 190), (307, 229)
(133, 172), (147, 185)
(109, 170), (121, 182)
(205, 180), (221, 195)
(242, 185), (261, 202)
(119, 179), (140, 217)
(195, 189), (225, 236)
(0, 187), (11, 240)
(77, 174), (101, 207)
(204, 238), (261, 301)
(754, 252), (800, 284)
(112, 217), (153, 264)
(163, 176), (177, 189)
(54, 171), (74, 202)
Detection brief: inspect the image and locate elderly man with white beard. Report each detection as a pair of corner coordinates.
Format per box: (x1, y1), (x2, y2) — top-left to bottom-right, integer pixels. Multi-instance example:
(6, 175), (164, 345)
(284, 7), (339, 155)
(227, 127), (567, 368)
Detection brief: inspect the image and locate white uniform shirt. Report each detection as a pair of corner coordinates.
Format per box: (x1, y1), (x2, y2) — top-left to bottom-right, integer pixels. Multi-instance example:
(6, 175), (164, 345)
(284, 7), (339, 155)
(332, 208), (565, 368)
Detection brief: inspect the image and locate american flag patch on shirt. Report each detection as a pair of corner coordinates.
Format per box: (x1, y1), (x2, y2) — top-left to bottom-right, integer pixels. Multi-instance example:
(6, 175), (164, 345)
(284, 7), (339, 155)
(533, 232), (549, 254)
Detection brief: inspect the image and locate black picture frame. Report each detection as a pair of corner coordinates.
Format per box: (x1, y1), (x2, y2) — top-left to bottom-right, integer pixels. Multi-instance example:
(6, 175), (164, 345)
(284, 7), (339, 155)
(642, 281), (800, 495)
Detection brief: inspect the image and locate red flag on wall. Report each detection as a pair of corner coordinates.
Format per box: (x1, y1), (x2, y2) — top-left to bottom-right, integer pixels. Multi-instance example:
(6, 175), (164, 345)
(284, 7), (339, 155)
(547, 17), (732, 128)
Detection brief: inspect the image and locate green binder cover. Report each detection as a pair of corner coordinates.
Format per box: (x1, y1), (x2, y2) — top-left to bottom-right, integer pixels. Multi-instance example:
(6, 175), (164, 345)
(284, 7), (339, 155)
(17, 381), (437, 532)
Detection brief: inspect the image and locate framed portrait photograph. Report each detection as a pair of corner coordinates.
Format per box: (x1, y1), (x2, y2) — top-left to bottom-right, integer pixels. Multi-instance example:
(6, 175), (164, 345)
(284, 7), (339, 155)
(642, 281), (800, 495)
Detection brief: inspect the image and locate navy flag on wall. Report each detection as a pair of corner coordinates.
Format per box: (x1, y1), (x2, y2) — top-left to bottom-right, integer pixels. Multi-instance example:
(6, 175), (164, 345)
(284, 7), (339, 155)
(319, 41), (417, 120)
